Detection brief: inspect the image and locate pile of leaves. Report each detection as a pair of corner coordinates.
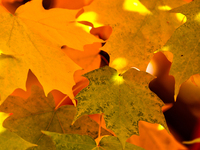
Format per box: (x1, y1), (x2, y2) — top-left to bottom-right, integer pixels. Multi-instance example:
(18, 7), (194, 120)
(0, 0), (199, 149)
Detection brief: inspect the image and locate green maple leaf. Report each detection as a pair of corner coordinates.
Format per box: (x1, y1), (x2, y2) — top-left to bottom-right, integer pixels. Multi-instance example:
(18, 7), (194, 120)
(74, 66), (168, 148)
(43, 131), (145, 150)
(0, 0), (102, 104)
(0, 112), (36, 150)
(158, 0), (200, 96)
(78, 0), (188, 72)
(0, 85), (111, 150)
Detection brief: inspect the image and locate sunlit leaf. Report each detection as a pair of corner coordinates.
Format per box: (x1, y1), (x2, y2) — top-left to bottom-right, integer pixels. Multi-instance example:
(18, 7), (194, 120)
(0, 0), (101, 103)
(62, 42), (102, 83)
(78, 0), (188, 72)
(127, 121), (187, 150)
(74, 66), (168, 148)
(0, 112), (36, 150)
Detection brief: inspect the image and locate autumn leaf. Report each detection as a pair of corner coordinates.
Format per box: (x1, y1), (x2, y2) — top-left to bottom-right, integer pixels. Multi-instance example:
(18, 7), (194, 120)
(63, 42), (102, 83)
(43, 131), (145, 150)
(0, 85), (111, 150)
(78, 0), (188, 72)
(0, 0), (102, 103)
(127, 121), (187, 150)
(43, 131), (97, 150)
(98, 136), (145, 150)
(158, 0), (200, 96)
(0, 112), (36, 150)
(74, 66), (168, 148)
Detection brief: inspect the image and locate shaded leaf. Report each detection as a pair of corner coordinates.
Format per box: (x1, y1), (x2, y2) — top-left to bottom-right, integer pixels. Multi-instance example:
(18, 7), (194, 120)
(78, 0), (188, 72)
(158, 0), (200, 96)
(43, 131), (144, 150)
(99, 135), (145, 150)
(49, 0), (93, 10)
(0, 112), (36, 150)
(0, 85), (111, 150)
(43, 131), (97, 150)
(0, 0), (101, 103)
(74, 66), (168, 148)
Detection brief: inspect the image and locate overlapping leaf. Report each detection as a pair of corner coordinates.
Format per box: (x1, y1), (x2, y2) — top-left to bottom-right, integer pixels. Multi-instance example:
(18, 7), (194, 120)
(74, 66), (168, 147)
(127, 121), (187, 150)
(0, 0), (102, 103)
(63, 42), (102, 83)
(0, 85), (111, 150)
(78, 0), (188, 72)
(158, 0), (200, 96)
(43, 132), (145, 150)
(0, 112), (36, 150)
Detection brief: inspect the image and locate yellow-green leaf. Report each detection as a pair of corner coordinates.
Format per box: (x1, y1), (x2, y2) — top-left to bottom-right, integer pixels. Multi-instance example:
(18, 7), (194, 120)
(158, 0), (200, 96)
(43, 132), (144, 150)
(0, 112), (36, 150)
(0, 85), (111, 150)
(74, 66), (168, 148)
(43, 131), (97, 150)
(78, 0), (188, 72)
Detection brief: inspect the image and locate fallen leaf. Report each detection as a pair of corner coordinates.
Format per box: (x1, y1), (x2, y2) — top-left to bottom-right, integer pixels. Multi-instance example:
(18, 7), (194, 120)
(0, 85), (111, 150)
(74, 66), (168, 148)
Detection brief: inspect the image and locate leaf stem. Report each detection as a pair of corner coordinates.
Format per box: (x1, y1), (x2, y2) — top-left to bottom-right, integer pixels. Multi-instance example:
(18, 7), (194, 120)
(96, 113), (103, 146)
(54, 78), (89, 110)
(54, 95), (69, 110)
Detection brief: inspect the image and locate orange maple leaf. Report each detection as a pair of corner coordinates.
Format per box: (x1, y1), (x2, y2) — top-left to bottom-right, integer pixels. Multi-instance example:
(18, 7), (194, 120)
(0, 0), (101, 104)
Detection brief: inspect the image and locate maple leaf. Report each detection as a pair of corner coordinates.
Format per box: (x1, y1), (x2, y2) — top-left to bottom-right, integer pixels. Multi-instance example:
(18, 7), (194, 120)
(158, 0), (200, 96)
(0, 0), (102, 103)
(127, 121), (187, 150)
(62, 42), (102, 83)
(74, 66), (168, 148)
(78, 0), (188, 72)
(0, 85), (111, 150)
(0, 112), (36, 150)
(43, 132), (145, 150)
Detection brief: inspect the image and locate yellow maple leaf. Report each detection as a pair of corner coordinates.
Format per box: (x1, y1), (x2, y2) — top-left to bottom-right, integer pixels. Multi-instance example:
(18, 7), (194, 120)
(0, 0), (101, 104)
